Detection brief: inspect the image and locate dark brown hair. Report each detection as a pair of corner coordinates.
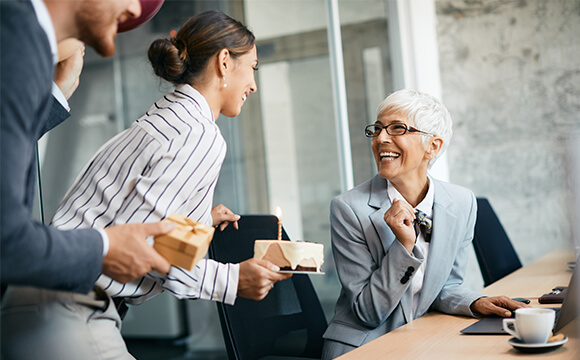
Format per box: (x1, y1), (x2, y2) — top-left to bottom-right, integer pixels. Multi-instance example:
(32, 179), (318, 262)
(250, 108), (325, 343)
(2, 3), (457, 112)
(148, 10), (255, 85)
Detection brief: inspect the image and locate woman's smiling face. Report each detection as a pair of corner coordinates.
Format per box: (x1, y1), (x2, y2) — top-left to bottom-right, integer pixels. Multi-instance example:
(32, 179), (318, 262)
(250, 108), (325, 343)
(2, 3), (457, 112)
(220, 45), (258, 118)
(372, 110), (430, 184)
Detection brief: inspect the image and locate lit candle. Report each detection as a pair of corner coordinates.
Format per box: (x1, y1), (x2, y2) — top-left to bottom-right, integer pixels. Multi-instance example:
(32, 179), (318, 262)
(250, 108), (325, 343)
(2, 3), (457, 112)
(276, 206), (282, 240)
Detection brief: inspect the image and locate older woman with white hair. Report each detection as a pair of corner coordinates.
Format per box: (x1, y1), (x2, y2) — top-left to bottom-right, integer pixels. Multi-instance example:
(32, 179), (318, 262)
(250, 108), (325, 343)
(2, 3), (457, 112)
(321, 89), (525, 359)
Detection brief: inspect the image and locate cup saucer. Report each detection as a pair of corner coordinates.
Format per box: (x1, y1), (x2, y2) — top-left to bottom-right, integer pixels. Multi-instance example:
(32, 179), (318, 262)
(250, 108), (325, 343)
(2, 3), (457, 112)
(508, 336), (568, 353)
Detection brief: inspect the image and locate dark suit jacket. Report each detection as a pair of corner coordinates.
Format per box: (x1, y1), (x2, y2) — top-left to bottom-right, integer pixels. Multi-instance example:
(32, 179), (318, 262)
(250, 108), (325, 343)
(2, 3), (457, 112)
(0, 0), (102, 294)
(41, 97), (71, 136)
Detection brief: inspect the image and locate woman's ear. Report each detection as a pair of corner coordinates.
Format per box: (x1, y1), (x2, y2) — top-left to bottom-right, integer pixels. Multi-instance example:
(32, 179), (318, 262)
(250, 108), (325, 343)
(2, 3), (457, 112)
(425, 137), (443, 159)
(218, 48), (230, 77)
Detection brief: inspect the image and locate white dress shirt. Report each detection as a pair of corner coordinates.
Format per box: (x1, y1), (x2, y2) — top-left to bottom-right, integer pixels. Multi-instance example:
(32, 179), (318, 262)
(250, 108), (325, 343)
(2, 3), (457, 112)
(386, 176), (434, 319)
(31, 0), (70, 111)
(51, 84), (238, 305)
(30, 0), (57, 65)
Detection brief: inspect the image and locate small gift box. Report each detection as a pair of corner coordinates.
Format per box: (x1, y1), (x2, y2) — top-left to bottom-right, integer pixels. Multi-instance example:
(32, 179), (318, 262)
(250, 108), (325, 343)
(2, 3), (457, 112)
(153, 213), (215, 271)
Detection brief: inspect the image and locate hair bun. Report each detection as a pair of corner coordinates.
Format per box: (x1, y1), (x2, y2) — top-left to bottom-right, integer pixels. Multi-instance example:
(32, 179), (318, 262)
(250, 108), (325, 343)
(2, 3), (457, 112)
(148, 38), (187, 84)
(170, 37), (189, 63)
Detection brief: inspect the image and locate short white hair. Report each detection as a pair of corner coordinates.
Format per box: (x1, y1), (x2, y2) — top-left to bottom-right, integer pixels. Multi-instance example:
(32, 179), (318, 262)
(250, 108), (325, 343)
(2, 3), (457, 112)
(376, 89), (453, 166)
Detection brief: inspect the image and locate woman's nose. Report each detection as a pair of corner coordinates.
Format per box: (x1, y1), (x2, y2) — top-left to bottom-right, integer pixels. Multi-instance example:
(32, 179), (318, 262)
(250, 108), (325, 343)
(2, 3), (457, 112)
(250, 77), (257, 93)
(377, 127), (391, 142)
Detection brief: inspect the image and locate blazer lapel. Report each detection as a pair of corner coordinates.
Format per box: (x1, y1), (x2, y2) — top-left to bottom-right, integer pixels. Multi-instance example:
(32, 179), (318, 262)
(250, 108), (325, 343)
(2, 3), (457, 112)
(367, 175), (414, 322)
(368, 175), (394, 257)
(415, 180), (460, 315)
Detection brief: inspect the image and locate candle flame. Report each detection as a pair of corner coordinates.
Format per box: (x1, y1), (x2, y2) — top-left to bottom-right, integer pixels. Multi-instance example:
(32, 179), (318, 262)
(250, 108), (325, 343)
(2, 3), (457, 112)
(276, 206), (282, 218)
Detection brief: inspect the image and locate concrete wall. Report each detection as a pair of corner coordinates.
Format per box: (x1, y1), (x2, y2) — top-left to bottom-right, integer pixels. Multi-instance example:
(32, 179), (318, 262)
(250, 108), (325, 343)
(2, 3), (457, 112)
(436, 0), (580, 270)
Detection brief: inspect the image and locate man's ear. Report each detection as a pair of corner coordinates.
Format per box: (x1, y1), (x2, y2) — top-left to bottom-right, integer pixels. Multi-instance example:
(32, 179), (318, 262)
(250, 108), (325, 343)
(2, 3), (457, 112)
(425, 137), (443, 160)
(218, 48), (230, 77)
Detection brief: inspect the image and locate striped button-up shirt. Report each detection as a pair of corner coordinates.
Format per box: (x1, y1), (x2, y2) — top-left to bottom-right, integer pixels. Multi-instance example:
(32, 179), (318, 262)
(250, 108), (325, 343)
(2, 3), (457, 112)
(52, 84), (238, 305)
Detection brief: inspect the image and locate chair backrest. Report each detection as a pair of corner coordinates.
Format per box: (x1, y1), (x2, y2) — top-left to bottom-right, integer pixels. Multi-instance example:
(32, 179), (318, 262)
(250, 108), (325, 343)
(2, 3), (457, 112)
(208, 215), (327, 360)
(473, 198), (522, 287)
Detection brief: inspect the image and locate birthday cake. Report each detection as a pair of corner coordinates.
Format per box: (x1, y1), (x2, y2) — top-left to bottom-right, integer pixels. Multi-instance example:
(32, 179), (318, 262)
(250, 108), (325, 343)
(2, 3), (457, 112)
(254, 240), (324, 272)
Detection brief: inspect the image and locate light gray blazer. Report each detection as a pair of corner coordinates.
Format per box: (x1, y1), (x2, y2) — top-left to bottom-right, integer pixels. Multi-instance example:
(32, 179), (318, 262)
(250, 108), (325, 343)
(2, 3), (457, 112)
(323, 175), (482, 350)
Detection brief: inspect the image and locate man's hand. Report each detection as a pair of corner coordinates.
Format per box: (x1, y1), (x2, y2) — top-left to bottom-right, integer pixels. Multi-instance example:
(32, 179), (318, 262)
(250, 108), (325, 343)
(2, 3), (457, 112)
(211, 204), (240, 231)
(384, 198), (417, 253)
(237, 258), (292, 300)
(102, 221), (174, 283)
(55, 39), (85, 100)
(470, 296), (529, 317)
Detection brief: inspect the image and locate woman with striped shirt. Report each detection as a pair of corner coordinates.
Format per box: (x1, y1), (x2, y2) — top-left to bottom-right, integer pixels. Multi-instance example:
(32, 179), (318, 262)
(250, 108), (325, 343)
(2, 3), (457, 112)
(2, 10), (290, 360)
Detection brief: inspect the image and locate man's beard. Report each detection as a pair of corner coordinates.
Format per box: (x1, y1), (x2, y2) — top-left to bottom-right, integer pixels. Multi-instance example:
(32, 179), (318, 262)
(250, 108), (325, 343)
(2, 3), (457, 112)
(75, 6), (118, 57)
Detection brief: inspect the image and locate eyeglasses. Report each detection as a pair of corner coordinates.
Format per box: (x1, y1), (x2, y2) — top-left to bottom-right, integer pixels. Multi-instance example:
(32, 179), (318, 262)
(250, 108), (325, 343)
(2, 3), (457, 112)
(364, 123), (434, 138)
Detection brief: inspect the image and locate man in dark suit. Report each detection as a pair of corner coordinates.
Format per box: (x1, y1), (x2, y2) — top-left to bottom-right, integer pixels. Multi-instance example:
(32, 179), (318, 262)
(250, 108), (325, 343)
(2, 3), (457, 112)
(0, 0), (172, 296)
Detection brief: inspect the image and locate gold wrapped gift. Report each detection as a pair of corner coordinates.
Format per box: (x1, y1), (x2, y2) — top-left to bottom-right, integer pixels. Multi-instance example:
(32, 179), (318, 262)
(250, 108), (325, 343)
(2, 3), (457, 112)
(153, 213), (215, 271)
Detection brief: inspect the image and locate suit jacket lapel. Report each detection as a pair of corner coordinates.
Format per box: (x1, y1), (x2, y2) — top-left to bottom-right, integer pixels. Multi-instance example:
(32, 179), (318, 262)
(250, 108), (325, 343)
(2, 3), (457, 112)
(368, 175), (394, 257)
(367, 175), (414, 322)
(416, 180), (459, 315)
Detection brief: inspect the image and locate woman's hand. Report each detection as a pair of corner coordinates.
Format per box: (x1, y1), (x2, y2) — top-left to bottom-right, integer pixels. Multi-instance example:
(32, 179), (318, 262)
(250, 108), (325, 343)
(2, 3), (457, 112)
(237, 258), (292, 300)
(211, 204), (240, 231)
(384, 198), (416, 254)
(470, 296), (529, 317)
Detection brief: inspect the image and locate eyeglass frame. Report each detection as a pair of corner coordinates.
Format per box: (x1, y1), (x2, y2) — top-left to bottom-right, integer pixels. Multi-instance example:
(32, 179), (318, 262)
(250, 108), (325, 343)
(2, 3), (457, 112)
(364, 122), (435, 138)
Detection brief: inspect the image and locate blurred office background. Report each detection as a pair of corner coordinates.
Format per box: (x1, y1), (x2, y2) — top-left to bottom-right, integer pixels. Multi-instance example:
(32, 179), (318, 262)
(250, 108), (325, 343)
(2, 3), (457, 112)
(35, 0), (579, 358)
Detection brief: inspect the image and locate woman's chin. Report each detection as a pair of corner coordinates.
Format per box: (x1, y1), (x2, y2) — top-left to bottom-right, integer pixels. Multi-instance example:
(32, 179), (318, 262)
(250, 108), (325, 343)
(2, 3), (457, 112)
(221, 107), (242, 119)
(378, 169), (395, 180)
(377, 162), (397, 178)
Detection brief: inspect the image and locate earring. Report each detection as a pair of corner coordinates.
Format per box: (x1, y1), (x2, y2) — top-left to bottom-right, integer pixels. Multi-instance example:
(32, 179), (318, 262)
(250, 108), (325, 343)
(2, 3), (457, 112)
(223, 76), (227, 88)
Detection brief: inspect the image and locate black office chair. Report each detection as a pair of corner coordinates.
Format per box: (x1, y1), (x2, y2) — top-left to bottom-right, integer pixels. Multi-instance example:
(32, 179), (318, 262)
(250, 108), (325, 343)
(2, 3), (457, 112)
(473, 198), (522, 286)
(208, 215), (328, 360)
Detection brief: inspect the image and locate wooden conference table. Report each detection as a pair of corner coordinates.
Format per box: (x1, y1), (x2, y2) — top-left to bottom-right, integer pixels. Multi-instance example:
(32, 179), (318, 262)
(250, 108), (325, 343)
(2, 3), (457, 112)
(337, 249), (578, 359)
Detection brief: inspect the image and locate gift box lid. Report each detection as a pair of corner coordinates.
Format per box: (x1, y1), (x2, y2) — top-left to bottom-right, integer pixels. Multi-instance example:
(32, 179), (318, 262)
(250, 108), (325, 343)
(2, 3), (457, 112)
(154, 213), (215, 255)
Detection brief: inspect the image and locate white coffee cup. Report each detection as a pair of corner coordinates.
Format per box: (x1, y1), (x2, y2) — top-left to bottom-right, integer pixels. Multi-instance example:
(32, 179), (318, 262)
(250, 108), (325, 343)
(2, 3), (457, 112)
(502, 308), (555, 344)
